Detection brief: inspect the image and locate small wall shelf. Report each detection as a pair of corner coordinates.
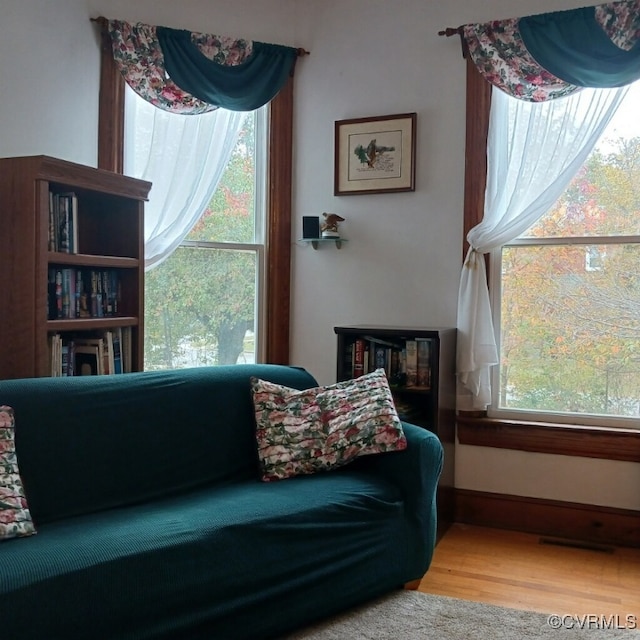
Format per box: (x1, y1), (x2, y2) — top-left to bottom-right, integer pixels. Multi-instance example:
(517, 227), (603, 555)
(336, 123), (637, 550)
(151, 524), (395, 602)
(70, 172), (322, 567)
(299, 238), (348, 250)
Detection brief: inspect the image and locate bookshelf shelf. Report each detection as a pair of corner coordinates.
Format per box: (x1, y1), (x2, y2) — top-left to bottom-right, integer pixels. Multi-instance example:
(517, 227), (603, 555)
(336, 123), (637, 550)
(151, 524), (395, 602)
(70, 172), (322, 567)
(0, 155), (151, 379)
(47, 252), (140, 269)
(47, 317), (139, 332)
(334, 325), (456, 535)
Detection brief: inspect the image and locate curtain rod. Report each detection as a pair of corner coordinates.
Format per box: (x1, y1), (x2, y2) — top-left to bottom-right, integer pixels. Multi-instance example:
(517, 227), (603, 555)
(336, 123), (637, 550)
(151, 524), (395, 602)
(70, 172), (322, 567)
(437, 25), (467, 58)
(90, 17), (310, 56)
(438, 27), (462, 37)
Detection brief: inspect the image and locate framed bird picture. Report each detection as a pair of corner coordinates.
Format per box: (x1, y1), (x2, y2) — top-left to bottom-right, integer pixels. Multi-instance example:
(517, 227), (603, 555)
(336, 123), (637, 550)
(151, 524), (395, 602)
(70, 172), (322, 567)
(334, 112), (416, 195)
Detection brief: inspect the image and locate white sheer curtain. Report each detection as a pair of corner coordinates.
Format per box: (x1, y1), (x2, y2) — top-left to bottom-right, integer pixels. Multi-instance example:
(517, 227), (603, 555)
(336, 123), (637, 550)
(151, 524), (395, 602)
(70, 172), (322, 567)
(457, 85), (629, 410)
(123, 84), (248, 270)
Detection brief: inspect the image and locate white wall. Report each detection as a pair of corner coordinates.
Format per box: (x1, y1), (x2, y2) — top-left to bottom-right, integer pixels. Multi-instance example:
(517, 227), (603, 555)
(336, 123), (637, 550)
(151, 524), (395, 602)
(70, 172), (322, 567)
(288, 0), (640, 512)
(1, 0), (101, 164)
(456, 445), (640, 510)
(0, 0), (299, 163)
(289, 0), (595, 386)
(2, 0), (638, 511)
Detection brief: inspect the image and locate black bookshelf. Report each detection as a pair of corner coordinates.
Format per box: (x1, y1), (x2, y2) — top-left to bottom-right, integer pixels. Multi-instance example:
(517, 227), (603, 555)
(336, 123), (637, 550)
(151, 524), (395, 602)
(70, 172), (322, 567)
(334, 325), (457, 535)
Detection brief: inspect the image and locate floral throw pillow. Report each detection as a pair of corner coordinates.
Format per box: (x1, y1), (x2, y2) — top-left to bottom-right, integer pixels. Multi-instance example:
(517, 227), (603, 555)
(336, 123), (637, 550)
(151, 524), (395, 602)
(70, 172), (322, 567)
(251, 368), (407, 481)
(0, 406), (36, 541)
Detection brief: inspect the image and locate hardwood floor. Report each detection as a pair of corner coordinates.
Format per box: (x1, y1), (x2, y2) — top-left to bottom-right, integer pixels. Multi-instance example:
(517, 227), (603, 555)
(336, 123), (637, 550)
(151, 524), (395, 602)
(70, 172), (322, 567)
(418, 523), (640, 618)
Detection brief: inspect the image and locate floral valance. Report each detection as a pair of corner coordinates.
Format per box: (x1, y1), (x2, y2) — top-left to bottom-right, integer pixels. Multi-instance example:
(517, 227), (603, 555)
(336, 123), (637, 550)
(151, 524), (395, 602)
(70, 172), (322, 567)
(105, 19), (301, 114)
(460, 0), (640, 101)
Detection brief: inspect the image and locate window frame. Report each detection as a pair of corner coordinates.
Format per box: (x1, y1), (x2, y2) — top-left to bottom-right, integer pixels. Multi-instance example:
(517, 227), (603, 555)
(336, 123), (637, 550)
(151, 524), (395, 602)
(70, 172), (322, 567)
(149, 105), (269, 365)
(97, 26), (291, 364)
(490, 236), (640, 429)
(458, 57), (640, 463)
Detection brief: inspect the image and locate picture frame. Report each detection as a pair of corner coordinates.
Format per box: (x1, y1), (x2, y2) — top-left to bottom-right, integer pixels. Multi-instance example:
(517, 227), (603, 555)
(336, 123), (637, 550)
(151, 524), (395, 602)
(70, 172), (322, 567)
(74, 345), (100, 376)
(334, 112), (416, 196)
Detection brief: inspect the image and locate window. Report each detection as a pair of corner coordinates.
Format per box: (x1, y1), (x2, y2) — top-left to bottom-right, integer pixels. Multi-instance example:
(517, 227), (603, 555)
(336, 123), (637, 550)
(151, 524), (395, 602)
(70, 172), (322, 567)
(491, 80), (640, 428)
(143, 107), (267, 369)
(97, 38), (293, 366)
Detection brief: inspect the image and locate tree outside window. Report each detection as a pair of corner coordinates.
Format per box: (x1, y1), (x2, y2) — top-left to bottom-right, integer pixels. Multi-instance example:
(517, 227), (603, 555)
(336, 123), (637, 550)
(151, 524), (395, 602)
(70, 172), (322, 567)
(495, 81), (640, 423)
(144, 109), (266, 370)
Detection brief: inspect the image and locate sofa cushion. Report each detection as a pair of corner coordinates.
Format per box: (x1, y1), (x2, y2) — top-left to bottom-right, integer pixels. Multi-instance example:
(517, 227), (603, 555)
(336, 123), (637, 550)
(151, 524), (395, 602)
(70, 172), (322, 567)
(1, 365), (319, 525)
(251, 368), (407, 481)
(0, 473), (409, 640)
(0, 406), (36, 541)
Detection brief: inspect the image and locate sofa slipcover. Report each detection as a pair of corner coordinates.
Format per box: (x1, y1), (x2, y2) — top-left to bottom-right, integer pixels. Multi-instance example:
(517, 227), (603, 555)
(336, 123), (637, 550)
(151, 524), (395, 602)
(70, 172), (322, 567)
(0, 364), (443, 639)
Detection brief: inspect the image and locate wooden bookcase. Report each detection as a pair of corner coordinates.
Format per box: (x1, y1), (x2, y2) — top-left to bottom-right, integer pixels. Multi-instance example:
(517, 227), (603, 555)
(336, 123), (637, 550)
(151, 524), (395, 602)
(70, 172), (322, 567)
(0, 155), (151, 379)
(334, 325), (457, 533)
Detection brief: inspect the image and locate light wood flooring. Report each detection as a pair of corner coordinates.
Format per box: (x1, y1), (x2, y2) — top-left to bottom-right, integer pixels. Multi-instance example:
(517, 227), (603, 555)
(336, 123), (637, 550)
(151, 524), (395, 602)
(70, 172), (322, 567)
(418, 523), (640, 618)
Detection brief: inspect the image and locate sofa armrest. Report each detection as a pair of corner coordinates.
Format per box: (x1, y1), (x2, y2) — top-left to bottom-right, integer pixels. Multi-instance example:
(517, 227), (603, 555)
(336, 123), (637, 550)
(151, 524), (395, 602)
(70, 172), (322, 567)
(356, 421), (443, 522)
(352, 422), (444, 576)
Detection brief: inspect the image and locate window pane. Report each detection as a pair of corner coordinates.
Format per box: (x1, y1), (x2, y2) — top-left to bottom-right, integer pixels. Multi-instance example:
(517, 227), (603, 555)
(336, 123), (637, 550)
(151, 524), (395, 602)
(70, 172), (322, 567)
(525, 81), (640, 239)
(145, 247), (256, 370)
(186, 112), (257, 244)
(500, 244), (640, 418)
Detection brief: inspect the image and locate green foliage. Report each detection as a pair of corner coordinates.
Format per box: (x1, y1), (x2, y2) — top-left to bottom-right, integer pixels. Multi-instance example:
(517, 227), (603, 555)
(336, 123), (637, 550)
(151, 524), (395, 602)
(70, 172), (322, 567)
(144, 113), (259, 370)
(502, 136), (640, 417)
(189, 114), (256, 244)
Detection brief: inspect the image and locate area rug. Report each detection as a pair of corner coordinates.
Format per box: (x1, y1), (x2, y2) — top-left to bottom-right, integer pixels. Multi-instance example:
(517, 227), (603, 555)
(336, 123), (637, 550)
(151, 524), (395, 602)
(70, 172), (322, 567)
(280, 590), (639, 639)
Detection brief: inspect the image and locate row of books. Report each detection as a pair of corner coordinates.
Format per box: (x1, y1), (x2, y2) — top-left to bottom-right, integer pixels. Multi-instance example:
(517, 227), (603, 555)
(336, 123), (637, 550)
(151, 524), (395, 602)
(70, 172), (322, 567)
(347, 336), (432, 389)
(48, 267), (121, 320)
(49, 328), (132, 377)
(48, 191), (79, 254)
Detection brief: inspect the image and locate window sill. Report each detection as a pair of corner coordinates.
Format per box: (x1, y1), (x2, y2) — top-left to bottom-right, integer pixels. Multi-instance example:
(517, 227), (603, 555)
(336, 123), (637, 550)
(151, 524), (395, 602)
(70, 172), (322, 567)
(456, 416), (640, 462)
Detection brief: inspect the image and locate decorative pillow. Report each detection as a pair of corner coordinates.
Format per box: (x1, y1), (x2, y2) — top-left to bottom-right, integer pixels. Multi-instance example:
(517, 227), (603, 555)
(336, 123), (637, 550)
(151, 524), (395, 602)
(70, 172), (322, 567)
(251, 368), (407, 481)
(0, 406), (36, 541)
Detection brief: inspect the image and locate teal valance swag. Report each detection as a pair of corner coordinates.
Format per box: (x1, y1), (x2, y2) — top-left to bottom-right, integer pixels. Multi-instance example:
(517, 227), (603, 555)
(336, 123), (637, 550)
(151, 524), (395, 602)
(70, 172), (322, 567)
(106, 19), (302, 114)
(460, 0), (640, 101)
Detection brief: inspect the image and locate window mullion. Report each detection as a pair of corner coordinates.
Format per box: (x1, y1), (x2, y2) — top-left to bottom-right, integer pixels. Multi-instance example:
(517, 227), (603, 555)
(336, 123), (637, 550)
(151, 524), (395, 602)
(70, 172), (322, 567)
(508, 235), (640, 247)
(180, 240), (261, 252)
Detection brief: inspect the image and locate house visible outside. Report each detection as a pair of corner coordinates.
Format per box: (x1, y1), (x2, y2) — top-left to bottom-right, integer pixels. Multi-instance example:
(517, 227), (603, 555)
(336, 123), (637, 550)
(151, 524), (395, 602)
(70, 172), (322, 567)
(496, 81), (640, 426)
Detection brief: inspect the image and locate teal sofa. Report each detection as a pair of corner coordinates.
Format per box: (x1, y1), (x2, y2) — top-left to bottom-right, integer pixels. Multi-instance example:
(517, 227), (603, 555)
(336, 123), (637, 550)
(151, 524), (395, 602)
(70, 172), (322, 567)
(0, 364), (443, 639)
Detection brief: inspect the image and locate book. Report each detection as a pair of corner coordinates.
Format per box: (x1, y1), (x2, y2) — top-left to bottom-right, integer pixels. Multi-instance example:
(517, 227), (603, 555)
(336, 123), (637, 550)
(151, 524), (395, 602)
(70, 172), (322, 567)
(47, 268), (61, 319)
(78, 269), (91, 317)
(54, 269), (63, 318)
(103, 330), (115, 375)
(75, 269), (83, 318)
(343, 342), (354, 379)
(112, 327), (123, 374)
(374, 344), (387, 372)
(353, 338), (366, 377)
(405, 340), (418, 387)
(102, 271), (112, 316)
(363, 343), (370, 374)
(53, 333), (124, 376)
(51, 192), (79, 254)
(73, 338), (105, 375)
(121, 326), (132, 373)
(61, 268), (76, 318)
(96, 271), (104, 318)
(74, 345), (100, 376)
(399, 346), (407, 376)
(416, 339), (431, 389)
(52, 339), (74, 377)
(48, 191), (55, 251)
(66, 340), (75, 377)
(58, 194), (70, 253)
(389, 349), (400, 379)
(65, 192), (79, 254)
(61, 343), (71, 376)
(49, 333), (62, 376)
